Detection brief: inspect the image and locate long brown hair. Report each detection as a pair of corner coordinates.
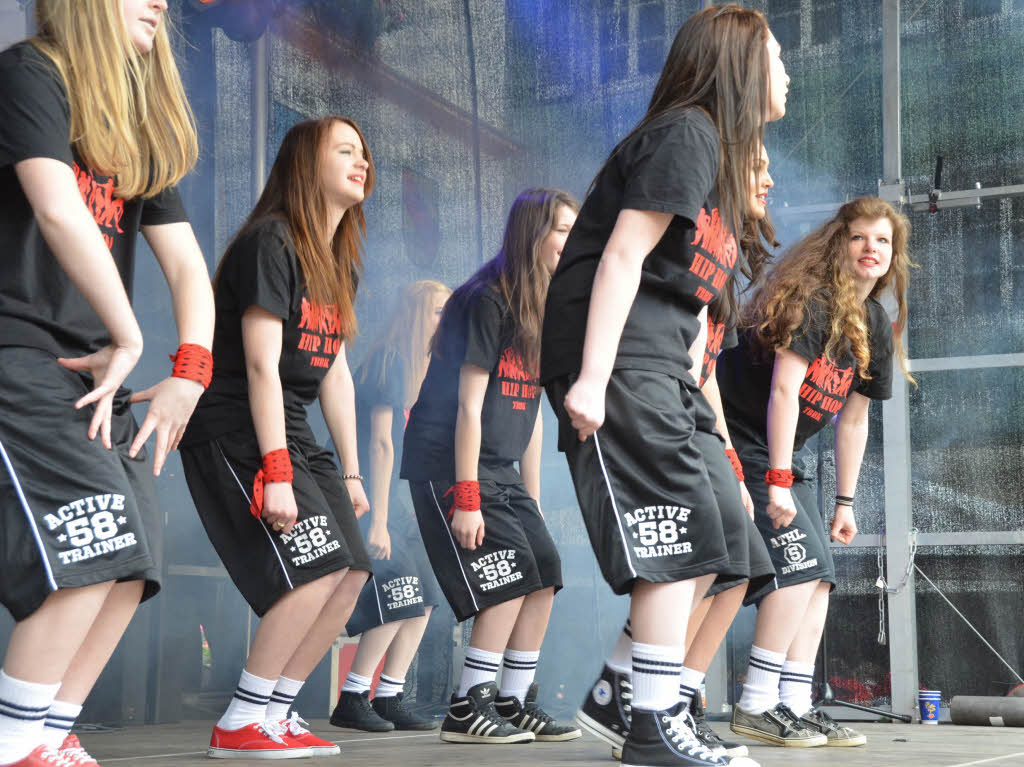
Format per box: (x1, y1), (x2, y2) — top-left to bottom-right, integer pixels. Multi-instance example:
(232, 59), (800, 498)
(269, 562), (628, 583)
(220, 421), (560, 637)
(31, 0), (198, 199)
(711, 211), (779, 325)
(744, 196), (915, 383)
(361, 280), (452, 407)
(434, 188), (580, 371)
(221, 116), (374, 338)
(597, 5), (770, 243)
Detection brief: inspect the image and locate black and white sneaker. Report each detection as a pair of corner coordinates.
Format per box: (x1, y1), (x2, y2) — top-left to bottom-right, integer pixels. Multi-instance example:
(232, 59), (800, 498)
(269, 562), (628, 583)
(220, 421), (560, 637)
(440, 682), (535, 744)
(799, 708), (867, 747)
(690, 695), (748, 758)
(372, 692), (439, 731)
(729, 702), (826, 747)
(575, 664), (633, 747)
(330, 689), (395, 732)
(620, 702), (728, 767)
(495, 682), (582, 741)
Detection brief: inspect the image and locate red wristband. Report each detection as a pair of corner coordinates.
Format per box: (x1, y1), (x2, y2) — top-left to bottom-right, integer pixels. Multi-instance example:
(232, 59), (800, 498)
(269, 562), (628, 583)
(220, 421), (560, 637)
(169, 343), (213, 389)
(724, 448), (744, 482)
(249, 449), (293, 518)
(765, 468), (795, 488)
(443, 480), (481, 521)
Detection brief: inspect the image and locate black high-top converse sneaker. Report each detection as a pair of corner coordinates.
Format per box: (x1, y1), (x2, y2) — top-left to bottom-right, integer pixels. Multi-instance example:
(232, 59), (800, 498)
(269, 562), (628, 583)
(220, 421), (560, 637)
(575, 665), (633, 747)
(494, 682), (582, 741)
(690, 695), (749, 757)
(330, 690), (395, 732)
(372, 692), (439, 731)
(620, 702), (729, 767)
(440, 682), (535, 744)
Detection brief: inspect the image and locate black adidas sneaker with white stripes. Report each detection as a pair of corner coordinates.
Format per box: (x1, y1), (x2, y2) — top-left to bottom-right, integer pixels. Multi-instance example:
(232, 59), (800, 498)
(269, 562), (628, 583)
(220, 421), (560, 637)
(494, 683), (582, 741)
(440, 682), (535, 744)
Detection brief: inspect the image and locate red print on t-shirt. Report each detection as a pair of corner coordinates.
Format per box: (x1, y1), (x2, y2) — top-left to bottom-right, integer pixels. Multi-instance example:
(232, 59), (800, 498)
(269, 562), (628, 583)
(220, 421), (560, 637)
(798, 354), (855, 422)
(689, 206), (737, 305)
(73, 162), (124, 249)
(297, 297), (342, 369)
(497, 348), (539, 412)
(699, 320), (727, 387)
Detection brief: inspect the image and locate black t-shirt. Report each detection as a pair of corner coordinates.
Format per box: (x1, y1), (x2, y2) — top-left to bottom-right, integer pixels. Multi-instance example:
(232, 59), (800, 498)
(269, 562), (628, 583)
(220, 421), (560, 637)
(401, 288), (541, 484)
(354, 348), (409, 499)
(717, 296), (894, 452)
(540, 108), (739, 384)
(182, 219), (344, 444)
(0, 42), (188, 359)
(699, 320), (738, 388)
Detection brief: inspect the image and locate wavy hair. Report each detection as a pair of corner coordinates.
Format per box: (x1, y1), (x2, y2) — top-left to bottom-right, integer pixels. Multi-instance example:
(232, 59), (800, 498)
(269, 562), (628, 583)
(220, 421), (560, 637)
(744, 196), (914, 382)
(31, 0), (198, 199)
(434, 188), (580, 372)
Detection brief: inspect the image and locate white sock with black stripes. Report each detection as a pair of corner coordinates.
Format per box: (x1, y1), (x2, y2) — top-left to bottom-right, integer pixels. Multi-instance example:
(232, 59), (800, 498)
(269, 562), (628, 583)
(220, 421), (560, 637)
(217, 670), (275, 731)
(41, 699), (81, 750)
(678, 666), (704, 710)
(375, 674), (405, 699)
(606, 620), (632, 674)
(631, 643), (683, 712)
(779, 660), (815, 717)
(265, 675), (303, 722)
(737, 645), (785, 714)
(498, 649), (539, 704)
(0, 669), (60, 763)
(457, 647), (502, 698)
(341, 671), (373, 695)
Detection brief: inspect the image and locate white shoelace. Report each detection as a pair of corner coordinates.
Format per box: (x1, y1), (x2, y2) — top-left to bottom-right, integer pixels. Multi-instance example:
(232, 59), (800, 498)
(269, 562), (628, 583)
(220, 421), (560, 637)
(663, 710), (719, 761)
(257, 719), (289, 745)
(39, 748), (78, 767)
(283, 711), (311, 736)
(61, 743), (97, 766)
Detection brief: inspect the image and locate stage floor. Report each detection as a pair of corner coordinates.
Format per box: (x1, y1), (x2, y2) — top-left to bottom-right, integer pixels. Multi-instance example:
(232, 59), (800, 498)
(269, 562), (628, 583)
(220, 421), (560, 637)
(80, 719), (1024, 766)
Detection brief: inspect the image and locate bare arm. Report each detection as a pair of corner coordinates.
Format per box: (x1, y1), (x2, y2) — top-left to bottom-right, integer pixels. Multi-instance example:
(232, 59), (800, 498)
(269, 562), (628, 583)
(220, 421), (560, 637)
(365, 405), (394, 559)
(764, 349), (810, 529)
(520, 408), (543, 506)
(687, 306), (708, 384)
(701, 372), (754, 518)
(831, 390), (870, 544)
(563, 209), (673, 440)
(320, 343), (370, 517)
(451, 363), (489, 550)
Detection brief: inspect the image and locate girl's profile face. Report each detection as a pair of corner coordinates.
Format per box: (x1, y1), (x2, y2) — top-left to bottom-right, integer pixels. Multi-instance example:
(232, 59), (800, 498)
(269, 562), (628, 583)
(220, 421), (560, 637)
(765, 32), (789, 122)
(320, 121), (369, 211)
(846, 216), (894, 287)
(122, 0), (166, 54)
(537, 205), (577, 277)
(747, 145), (773, 220)
(429, 291), (448, 335)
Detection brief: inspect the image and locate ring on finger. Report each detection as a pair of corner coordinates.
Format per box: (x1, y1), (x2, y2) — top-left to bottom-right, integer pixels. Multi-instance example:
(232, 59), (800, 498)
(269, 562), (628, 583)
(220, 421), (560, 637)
(273, 521), (285, 530)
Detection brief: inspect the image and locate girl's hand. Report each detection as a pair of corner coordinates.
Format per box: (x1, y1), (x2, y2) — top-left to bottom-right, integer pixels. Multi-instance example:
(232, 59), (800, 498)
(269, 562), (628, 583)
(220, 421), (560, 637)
(129, 376), (205, 475)
(564, 375), (607, 441)
(737, 480), (754, 520)
(58, 343), (142, 449)
(345, 477), (370, 518)
(452, 509), (485, 550)
(831, 504), (858, 545)
(262, 481), (299, 535)
(766, 484), (797, 529)
(368, 521), (391, 560)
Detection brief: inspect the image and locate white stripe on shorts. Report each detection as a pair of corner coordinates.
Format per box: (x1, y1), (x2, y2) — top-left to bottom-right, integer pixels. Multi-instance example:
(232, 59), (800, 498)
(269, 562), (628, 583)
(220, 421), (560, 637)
(371, 574), (385, 624)
(0, 439), (58, 591)
(215, 441), (294, 590)
(593, 432), (637, 579)
(427, 481), (479, 613)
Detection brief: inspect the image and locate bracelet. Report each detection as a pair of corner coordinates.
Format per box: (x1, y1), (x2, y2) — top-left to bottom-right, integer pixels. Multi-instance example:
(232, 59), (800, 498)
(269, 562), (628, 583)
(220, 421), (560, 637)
(764, 468), (795, 488)
(342, 473), (363, 482)
(835, 494), (854, 507)
(249, 448), (293, 519)
(169, 343), (213, 389)
(443, 480), (481, 520)
(724, 448), (745, 482)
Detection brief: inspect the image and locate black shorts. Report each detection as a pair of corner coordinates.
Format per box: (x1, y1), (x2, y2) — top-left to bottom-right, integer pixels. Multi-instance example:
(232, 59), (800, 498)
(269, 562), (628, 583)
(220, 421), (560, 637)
(410, 478), (562, 622)
(729, 428), (835, 591)
(346, 486), (442, 636)
(546, 371), (729, 596)
(0, 347), (161, 621)
(180, 424), (372, 617)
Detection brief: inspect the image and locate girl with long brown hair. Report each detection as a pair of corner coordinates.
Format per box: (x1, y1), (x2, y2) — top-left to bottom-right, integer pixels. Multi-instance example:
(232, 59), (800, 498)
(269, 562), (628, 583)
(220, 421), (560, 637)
(717, 196), (913, 749)
(541, 5), (788, 766)
(0, 1), (213, 765)
(329, 280), (450, 733)
(179, 116), (375, 758)
(402, 188), (581, 744)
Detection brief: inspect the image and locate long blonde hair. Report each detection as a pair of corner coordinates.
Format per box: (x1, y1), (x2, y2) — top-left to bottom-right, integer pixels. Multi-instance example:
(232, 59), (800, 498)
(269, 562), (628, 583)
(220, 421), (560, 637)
(745, 196), (915, 383)
(361, 281), (452, 407)
(31, 0), (198, 199)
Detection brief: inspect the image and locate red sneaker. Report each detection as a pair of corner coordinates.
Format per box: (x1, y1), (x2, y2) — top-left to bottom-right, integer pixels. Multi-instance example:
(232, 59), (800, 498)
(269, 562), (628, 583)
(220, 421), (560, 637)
(2, 745), (73, 767)
(58, 735), (99, 767)
(280, 713), (340, 756)
(208, 721), (313, 759)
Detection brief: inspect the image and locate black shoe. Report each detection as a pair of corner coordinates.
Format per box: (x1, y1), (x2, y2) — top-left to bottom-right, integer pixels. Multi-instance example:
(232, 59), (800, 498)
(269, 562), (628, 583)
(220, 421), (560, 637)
(494, 683), (582, 741)
(620, 702), (728, 767)
(690, 695), (748, 757)
(330, 690), (395, 732)
(440, 682), (535, 743)
(574, 664), (633, 747)
(372, 692), (439, 731)
(799, 707), (867, 747)
(729, 702), (826, 747)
